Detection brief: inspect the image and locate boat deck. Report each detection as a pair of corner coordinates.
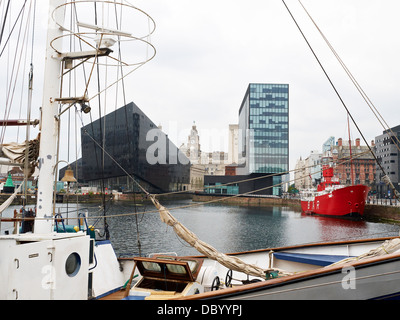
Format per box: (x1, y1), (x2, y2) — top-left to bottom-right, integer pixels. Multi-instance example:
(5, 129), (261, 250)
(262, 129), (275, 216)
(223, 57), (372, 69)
(98, 290), (127, 300)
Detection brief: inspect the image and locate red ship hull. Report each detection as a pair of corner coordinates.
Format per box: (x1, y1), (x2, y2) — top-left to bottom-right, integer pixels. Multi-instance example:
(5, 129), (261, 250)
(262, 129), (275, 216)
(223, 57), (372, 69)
(301, 184), (370, 217)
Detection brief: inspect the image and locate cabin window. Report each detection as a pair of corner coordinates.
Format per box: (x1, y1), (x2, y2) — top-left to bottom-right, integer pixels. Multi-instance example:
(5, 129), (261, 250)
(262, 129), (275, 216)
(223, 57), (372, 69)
(185, 260), (198, 273)
(142, 261), (162, 272)
(65, 253), (81, 277)
(166, 264), (186, 274)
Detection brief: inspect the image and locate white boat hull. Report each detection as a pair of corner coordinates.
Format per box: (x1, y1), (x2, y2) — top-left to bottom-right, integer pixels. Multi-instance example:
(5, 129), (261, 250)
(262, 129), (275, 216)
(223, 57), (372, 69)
(203, 256), (400, 300)
(118, 237), (400, 300)
(186, 239), (400, 300)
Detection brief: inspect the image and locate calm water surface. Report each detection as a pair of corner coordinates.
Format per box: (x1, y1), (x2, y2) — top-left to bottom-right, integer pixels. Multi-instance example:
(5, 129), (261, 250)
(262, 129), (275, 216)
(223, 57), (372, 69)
(102, 199), (400, 257)
(1, 200), (399, 258)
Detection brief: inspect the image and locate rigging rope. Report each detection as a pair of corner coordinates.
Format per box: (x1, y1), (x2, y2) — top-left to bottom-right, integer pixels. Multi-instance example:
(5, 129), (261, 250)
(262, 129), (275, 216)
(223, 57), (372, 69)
(297, 0), (400, 153)
(0, 0), (27, 58)
(0, 0), (11, 47)
(282, 0), (399, 200)
(41, 126), (373, 223)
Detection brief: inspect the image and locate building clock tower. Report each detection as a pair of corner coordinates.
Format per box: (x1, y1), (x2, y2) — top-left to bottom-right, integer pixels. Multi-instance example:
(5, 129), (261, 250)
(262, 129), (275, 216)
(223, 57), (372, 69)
(187, 122), (201, 163)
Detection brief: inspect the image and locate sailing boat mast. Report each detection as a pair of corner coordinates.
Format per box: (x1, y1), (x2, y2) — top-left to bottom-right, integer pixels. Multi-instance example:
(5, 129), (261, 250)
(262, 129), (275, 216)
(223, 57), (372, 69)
(34, 0), (65, 234)
(347, 113), (354, 186)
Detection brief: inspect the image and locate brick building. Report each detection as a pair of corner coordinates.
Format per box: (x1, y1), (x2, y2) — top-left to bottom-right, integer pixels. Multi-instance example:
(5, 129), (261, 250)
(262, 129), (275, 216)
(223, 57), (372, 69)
(331, 138), (375, 187)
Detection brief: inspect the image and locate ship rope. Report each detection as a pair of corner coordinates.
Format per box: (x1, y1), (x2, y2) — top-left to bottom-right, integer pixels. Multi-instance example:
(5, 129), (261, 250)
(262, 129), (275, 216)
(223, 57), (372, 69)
(3, 0), (396, 281)
(149, 195), (270, 279)
(297, 0), (400, 153)
(283, 0), (399, 199)
(0, 0), (32, 146)
(149, 148), (373, 198)
(14, 137), (372, 221)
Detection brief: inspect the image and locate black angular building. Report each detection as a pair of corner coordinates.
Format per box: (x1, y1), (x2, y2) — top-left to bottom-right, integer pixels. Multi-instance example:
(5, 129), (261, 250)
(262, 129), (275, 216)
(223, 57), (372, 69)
(78, 102), (190, 193)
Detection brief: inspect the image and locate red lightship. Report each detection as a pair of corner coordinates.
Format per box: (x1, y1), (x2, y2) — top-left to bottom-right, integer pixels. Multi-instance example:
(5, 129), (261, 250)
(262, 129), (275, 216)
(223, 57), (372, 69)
(300, 158), (369, 217)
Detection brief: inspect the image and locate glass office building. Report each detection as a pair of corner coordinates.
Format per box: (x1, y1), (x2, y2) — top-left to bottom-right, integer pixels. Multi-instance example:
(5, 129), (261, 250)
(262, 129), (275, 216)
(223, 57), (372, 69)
(238, 83), (289, 195)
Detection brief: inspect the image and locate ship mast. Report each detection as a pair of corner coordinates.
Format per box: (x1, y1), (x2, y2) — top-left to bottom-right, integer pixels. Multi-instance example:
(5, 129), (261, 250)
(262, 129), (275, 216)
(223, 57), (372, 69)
(347, 113), (354, 186)
(34, 0), (65, 234)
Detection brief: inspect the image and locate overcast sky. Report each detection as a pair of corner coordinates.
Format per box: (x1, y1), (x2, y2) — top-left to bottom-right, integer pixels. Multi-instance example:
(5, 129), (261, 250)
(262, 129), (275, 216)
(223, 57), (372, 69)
(2, 0), (400, 174)
(128, 0), (400, 171)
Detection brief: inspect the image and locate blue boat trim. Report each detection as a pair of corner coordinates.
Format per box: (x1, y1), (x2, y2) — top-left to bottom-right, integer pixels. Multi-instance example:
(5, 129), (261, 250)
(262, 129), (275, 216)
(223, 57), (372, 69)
(122, 295), (147, 300)
(274, 252), (354, 267)
(95, 286), (123, 300)
(371, 291), (400, 300)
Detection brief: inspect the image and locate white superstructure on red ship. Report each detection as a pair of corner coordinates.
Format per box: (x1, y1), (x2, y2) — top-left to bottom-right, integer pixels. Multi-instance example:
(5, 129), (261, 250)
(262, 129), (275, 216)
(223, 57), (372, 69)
(301, 157), (369, 217)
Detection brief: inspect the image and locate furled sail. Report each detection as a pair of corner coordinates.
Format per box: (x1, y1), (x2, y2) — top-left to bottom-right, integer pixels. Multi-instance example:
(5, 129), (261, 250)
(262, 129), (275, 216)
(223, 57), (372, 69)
(0, 134), (40, 177)
(0, 183), (23, 214)
(327, 238), (400, 267)
(150, 196), (269, 279)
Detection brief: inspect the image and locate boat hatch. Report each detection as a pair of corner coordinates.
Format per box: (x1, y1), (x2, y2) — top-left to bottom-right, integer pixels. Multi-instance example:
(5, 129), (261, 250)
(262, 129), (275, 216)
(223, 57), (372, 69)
(134, 256), (203, 282)
(130, 257), (204, 298)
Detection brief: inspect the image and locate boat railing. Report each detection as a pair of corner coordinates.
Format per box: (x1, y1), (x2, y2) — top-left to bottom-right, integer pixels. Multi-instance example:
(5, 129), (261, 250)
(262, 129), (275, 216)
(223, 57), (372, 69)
(300, 189), (318, 200)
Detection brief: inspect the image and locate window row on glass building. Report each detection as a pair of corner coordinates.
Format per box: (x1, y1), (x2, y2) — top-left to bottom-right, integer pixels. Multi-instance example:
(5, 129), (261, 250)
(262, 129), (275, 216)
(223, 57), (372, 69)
(238, 83), (289, 173)
(234, 83), (289, 196)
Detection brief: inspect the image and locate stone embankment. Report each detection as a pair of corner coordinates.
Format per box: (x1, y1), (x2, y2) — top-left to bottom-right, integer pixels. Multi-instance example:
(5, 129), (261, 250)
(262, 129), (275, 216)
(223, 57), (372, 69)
(364, 204), (400, 223)
(192, 193), (300, 207)
(192, 194), (400, 223)
(2, 192), (399, 223)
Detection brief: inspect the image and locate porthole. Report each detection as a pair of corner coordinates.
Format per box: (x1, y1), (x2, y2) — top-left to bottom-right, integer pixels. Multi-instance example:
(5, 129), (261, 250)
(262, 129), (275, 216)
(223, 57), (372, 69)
(65, 253), (81, 277)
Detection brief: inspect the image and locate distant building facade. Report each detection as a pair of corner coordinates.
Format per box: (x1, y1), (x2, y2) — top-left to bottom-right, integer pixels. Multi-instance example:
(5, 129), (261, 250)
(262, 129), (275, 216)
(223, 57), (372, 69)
(228, 124), (239, 165)
(237, 83), (289, 196)
(294, 150), (322, 190)
(204, 84), (289, 197)
(204, 174), (274, 196)
(375, 125), (400, 197)
(331, 138), (375, 187)
(295, 137), (376, 191)
(179, 123), (229, 191)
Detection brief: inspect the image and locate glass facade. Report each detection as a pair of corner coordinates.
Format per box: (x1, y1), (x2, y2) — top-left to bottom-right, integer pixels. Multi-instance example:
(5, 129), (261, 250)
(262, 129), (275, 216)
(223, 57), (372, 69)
(204, 182), (239, 195)
(81, 102), (190, 193)
(238, 84), (289, 195)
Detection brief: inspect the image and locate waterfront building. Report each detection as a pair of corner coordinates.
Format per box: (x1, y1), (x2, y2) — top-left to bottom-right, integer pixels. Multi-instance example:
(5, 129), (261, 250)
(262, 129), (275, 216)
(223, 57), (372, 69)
(237, 83), (289, 195)
(375, 125), (400, 197)
(294, 157), (306, 190)
(179, 123), (230, 191)
(204, 83), (289, 196)
(322, 136), (335, 153)
(331, 138), (376, 188)
(189, 164), (206, 191)
(295, 136), (375, 191)
(75, 102), (190, 193)
(294, 151), (322, 190)
(204, 173), (273, 196)
(228, 124), (239, 165)
(184, 122), (201, 164)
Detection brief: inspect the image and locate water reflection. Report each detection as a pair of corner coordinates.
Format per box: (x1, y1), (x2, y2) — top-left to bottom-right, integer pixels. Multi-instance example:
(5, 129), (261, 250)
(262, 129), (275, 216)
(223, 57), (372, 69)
(1, 200), (399, 258)
(105, 200), (399, 257)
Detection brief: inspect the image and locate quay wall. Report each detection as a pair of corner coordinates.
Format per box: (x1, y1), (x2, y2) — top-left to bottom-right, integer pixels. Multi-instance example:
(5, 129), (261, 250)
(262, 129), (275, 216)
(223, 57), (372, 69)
(364, 204), (400, 223)
(192, 193), (301, 208)
(2, 193), (399, 223)
(192, 194), (400, 223)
